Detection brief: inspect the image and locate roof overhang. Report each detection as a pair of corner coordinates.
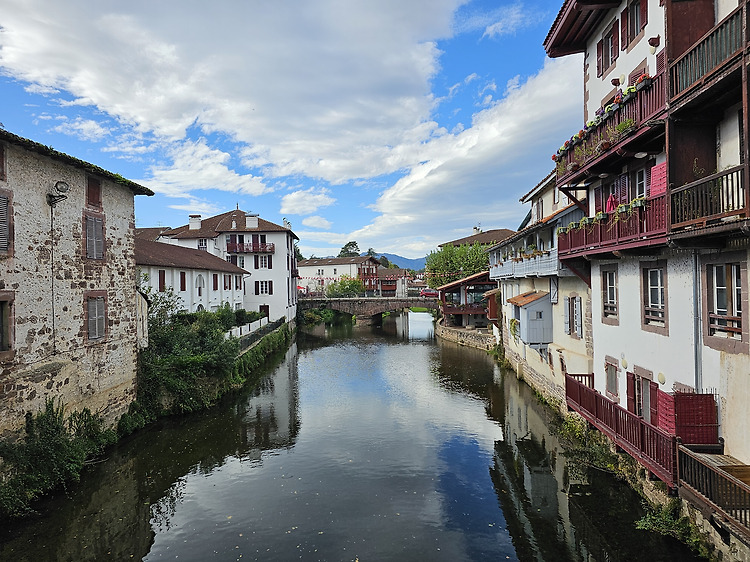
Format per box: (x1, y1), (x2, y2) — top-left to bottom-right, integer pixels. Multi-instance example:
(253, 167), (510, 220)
(544, 0), (620, 58)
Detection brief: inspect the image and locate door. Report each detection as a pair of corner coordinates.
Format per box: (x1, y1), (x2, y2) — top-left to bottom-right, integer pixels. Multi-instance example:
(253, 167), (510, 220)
(260, 305), (270, 318)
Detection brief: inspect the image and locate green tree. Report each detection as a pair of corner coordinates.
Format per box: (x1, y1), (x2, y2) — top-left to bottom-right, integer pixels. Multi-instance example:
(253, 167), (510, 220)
(366, 247), (377, 257)
(425, 242), (489, 288)
(325, 275), (365, 297)
(338, 241), (360, 257)
(294, 244), (304, 262)
(377, 255), (391, 268)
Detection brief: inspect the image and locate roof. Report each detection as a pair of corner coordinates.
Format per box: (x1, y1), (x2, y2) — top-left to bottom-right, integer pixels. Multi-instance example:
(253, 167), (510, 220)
(543, 0), (619, 58)
(437, 270), (491, 291)
(439, 228), (516, 248)
(520, 171), (556, 204)
(135, 227), (173, 241)
(486, 202), (579, 251)
(0, 129), (153, 196)
(165, 209), (298, 240)
(507, 291), (549, 307)
(377, 268), (409, 279)
(299, 256), (381, 267)
(135, 239), (248, 274)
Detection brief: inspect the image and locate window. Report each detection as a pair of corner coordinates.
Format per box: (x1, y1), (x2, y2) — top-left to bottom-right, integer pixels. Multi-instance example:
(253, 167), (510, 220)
(196, 275), (204, 297)
(534, 199), (544, 223)
(255, 280), (273, 295)
(158, 270), (166, 292)
(621, 0), (647, 49)
(641, 261), (668, 335)
(198, 238), (207, 251)
(705, 261), (745, 350)
(627, 370), (658, 424)
(255, 255), (272, 269)
(213, 274), (219, 291)
(317, 268), (324, 276)
(605, 356), (619, 399)
(0, 189), (12, 256)
(224, 275), (230, 290)
(597, 22), (618, 76)
(85, 215), (104, 260)
(0, 144), (5, 181)
(237, 256), (245, 268)
(564, 295), (583, 338)
(601, 265), (619, 324)
(180, 271), (186, 292)
(0, 291), (13, 359)
(235, 275), (241, 290)
(87, 176), (101, 208)
(86, 295), (106, 340)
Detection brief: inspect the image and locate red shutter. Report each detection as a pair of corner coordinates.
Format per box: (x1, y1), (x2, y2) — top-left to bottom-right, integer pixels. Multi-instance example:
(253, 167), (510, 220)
(640, 0), (648, 28)
(180, 271), (186, 291)
(618, 174), (628, 203)
(594, 186), (603, 213)
(255, 281), (259, 295)
(213, 274), (218, 291)
(267, 255), (273, 269)
(656, 50), (666, 74)
(268, 280), (273, 295)
(254, 255), (259, 269)
(611, 23), (619, 61)
(596, 40), (603, 77)
(649, 381), (659, 426)
(626, 372), (636, 413)
(645, 165), (652, 196)
(621, 9), (628, 50)
(658, 390), (676, 434)
(158, 270), (166, 292)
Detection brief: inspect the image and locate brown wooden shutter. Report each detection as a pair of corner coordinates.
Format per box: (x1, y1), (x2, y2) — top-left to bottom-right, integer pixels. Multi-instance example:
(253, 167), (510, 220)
(596, 40), (603, 77)
(657, 390), (675, 433)
(254, 255), (259, 269)
(594, 186), (603, 213)
(268, 280), (273, 295)
(618, 174), (628, 203)
(213, 274), (218, 291)
(626, 372), (636, 413)
(645, 165), (652, 196)
(87, 177), (101, 207)
(0, 194), (8, 252)
(640, 0), (648, 28)
(656, 50), (666, 74)
(267, 255), (273, 269)
(649, 380), (659, 426)
(158, 270), (166, 292)
(611, 23), (619, 61)
(180, 272), (186, 291)
(255, 281), (259, 295)
(621, 9), (628, 50)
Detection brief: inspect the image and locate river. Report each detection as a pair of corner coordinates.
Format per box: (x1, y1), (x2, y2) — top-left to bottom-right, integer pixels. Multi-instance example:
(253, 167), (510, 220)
(0, 311), (700, 561)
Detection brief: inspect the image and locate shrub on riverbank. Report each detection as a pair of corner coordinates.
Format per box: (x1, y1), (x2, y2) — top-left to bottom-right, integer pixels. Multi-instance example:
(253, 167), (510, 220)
(0, 400), (115, 518)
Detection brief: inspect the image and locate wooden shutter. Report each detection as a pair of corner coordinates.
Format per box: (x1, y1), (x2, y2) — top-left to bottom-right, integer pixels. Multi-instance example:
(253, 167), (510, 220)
(621, 9), (628, 50)
(87, 299), (97, 339)
(658, 390), (676, 433)
(618, 174), (628, 203)
(158, 270), (166, 292)
(0, 194), (8, 252)
(574, 296), (583, 337)
(255, 281), (259, 295)
(563, 296), (570, 334)
(86, 216), (103, 259)
(649, 380), (659, 426)
(594, 186), (603, 213)
(626, 372), (636, 412)
(645, 165), (652, 196)
(549, 277), (558, 304)
(267, 255), (273, 269)
(268, 280), (273, 295)
(180, 272), (186, 291)
(88, 297), (105, 339)
(640, 0), (648, 28)
(656, 50), (666, 74)
(213, 274), (218, 291)
(254, 255), (259, 269)
(87, 177), (101, 207)
(596, 40), (603, 77)
(611, 23), (619, 61)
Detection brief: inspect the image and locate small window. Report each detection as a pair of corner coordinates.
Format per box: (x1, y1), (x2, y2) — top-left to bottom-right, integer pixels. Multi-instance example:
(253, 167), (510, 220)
(641, 261), (668, 335)
(563, 295), (583, 338)
(198, 239), (207, 251)
(196, 275), (204, 297)
(708, 263), (742, 338)
(235, 275), (241, 290)
(180, 271), (186, 292)
(213, 274), (219, 291)
(158, 270), (166, 292)
(0, 144), (5, 181)
(87, 296), (106, 340)
(237, 256), (245, 268)
(87, 177), (102, 208)
(224, 275), (230, 290)
(256, 280), (273, 295)
(85, 215), (104, 260)
(602, 265), (619, 324)
(0, 292), (13, 358)
(605, 358), (619, 399)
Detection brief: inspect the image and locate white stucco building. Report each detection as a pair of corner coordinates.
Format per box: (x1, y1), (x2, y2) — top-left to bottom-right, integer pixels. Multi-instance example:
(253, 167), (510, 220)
(297, 256), (381, 295)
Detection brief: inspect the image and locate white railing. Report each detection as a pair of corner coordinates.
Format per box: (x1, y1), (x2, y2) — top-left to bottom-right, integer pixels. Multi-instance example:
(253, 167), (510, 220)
(224, 316), (269, 339)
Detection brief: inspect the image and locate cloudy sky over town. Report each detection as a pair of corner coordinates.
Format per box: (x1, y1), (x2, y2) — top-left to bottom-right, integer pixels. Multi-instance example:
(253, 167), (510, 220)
(0, 0), (582, 259)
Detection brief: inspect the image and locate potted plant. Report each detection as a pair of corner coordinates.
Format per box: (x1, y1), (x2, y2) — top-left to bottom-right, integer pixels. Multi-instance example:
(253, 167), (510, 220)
(568, 221), (579, 230)
(636, 73), (653, 90)
(556, 226), (568, 236)
(617, 203), (631, 214)
(595, 211), (608, 221)
(567, 162), (580, 173)
(631, 197), (647, 208)
(622, 85), (637, 103)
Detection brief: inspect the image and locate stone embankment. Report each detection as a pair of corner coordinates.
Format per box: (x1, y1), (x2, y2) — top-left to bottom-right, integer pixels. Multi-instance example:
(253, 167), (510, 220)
(435, 324), (495, 350)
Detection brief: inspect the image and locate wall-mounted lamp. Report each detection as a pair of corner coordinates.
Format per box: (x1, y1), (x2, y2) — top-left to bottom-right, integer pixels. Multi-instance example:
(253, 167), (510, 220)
(47, 180), (69, 207)
(634, 151), (648, 159)
(648, 35), (661, 55)
(598, 173), (610, 179)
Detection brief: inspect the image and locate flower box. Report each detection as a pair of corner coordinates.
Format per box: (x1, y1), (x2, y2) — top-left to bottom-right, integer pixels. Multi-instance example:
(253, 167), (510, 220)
(636, 78), (653, 91)
(617, 204), (631, 214)
(631, 198), (647, 208)
(595, 211), (608, 221)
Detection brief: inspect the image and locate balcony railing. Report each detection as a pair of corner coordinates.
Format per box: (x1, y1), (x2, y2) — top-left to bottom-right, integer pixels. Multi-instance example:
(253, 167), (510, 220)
(226, 242), (275, 253)
(679, 446), (750, 539)
(489, 248), (560, 279)
(556, 72), (666, 184)
(670, 5), (745, 99)
(670, 165), (747, 229)
(443, 303), (487, 315)
(566, 374), (678, 487)
(558, 194), (667, 257)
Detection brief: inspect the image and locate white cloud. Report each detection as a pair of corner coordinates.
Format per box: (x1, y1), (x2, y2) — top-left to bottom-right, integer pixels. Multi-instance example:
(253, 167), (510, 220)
(302, 215), (333, 229)
(280, 188), (336, 215)
(50, 117), (109, 141)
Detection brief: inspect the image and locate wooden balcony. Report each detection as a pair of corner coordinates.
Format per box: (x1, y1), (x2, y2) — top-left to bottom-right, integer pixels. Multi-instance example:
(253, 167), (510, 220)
(555, 72), (666, 185)
(670, 165), (747, 230)
(557, 194), (668, 257)
(489, 248), (561, 280)
(443, 303), (487, 315)
(670, 5), (745, 102)
(566, 374), (678, 487)
(226, 242), (275, 253)
(679, 447), (750, 540)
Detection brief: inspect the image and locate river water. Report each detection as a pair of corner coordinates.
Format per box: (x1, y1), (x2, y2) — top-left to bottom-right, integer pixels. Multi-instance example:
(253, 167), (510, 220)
(0, 312), (700, 561)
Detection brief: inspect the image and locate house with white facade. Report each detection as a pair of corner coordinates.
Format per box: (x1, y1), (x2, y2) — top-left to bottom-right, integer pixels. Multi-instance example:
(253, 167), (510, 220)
(297, 256), (381, 295)
(135, 238), (248, 313)
(488, 173), (591, 404)
(0, 129), (153, 434)
(378, 268), (410, 297)
(156, 210), (298, 322)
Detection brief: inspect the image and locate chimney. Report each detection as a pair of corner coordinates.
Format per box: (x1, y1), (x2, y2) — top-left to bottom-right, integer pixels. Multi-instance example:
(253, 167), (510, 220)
(245, 213), (259, 229)
(189, 215), (202, 230)
(473, 226), (481, 234)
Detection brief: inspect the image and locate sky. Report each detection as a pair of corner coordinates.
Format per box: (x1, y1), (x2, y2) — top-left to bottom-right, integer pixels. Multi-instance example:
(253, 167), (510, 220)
(0, 0), (583, 259)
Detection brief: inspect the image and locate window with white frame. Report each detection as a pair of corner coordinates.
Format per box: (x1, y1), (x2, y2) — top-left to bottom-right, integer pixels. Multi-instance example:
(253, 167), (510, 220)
(602, 265), (619, 323)
(238, 256), (245, 268)
(641, 261), (668, 335)
(564, 295), (583, 338)
(198, 238), (207, 251)
(605, 357), (619, 399)
(708, 263), (742, 338)
(259, 255), (269, 268)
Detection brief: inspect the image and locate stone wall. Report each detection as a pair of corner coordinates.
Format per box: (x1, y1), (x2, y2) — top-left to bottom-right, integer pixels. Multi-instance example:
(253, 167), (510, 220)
(0, 141), (141, 436)
(435, 323), (495, 350)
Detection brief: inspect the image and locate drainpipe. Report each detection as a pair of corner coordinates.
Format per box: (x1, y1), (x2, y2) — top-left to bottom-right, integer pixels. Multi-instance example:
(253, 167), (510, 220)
(693, 249), (703, 392)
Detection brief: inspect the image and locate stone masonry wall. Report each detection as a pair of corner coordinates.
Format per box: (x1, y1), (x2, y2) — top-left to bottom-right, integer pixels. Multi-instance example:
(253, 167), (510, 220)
(0, 142), (140, 436)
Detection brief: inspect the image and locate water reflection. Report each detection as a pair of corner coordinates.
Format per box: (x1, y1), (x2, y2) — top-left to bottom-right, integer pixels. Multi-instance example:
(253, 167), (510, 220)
(0, 312), (700, 561)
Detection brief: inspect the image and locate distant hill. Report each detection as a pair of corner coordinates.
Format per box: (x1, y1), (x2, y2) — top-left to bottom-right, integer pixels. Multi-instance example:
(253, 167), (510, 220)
(366, 253), (426, 271)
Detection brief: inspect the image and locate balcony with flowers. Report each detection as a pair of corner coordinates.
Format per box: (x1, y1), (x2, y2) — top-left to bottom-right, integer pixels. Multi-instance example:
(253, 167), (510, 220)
(552, 72), (666, 187)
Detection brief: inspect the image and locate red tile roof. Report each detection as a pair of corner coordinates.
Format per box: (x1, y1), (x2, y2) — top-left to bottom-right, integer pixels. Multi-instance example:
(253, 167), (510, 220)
(439, 228), (516, 248)
(299, 256), (381, 267)
(436, 270), (491, 291)
(135, 239), (248, 274)
(166, 209), (298, 240)
(507, 291), (549, 307)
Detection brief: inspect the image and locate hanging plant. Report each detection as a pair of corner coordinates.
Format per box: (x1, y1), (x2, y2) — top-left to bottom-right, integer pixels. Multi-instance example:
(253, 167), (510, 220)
(509, 318), (520, 340)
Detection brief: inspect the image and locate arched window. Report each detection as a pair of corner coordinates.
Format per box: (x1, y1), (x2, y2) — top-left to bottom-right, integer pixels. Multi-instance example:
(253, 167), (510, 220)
(196, 304), (205, 312)
(196, 274), (205, 297)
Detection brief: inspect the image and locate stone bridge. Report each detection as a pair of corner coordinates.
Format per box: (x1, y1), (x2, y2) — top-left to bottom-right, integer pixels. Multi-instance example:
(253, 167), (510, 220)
(298, 296), (440, 324)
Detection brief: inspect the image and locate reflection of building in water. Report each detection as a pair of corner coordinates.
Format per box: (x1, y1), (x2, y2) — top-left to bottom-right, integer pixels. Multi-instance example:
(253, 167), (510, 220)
(239, 344), (300, 457)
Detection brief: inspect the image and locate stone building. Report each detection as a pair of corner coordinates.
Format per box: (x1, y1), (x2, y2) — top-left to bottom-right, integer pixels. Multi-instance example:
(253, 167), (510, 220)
(0, 129), (153, 435)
